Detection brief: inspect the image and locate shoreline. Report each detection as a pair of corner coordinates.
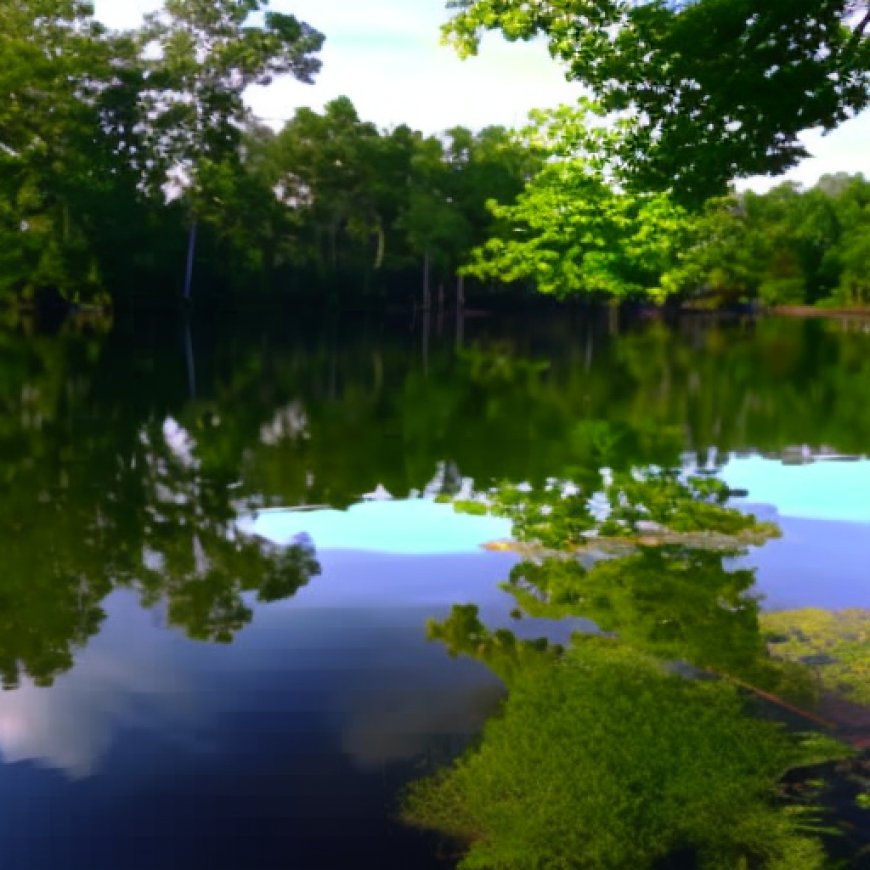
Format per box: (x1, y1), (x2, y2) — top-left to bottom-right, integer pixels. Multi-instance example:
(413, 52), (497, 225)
(769, 305), (870, 320)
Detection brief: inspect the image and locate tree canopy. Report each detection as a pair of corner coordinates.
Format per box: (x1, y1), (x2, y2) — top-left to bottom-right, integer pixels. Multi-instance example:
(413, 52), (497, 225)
(444, 0), (870, 203)
(458, 106), (695, 299)
(1, 1), (869, 307)
(138, 0), (323, 194)
(0, 0), (325, 306)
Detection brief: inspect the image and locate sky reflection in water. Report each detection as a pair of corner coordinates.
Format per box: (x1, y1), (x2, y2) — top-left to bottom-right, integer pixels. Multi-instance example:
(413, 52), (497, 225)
(721, 455), (870, 610)
(245, 499), (512, 555)
(1, 314), (869, 868)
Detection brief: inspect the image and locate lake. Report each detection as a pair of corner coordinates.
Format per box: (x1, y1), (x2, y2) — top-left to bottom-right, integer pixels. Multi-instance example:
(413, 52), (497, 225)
(1, 308), (869, 868)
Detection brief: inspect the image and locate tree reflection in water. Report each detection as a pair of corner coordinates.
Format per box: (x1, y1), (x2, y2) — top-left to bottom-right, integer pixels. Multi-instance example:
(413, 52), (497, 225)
(404, 472), (855, 869)
(1, 312), (870, 863)
(0, 324), (321, 688)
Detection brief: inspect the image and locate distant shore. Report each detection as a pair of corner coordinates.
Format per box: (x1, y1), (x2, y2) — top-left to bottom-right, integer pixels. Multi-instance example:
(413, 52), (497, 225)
(772, 305), (870, 320)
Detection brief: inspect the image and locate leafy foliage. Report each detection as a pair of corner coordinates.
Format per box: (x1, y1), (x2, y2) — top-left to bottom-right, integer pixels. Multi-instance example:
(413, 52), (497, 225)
(138, 0), (323, 194)
(0, 1), (146, 303)
(0, 0), (324, 305)
(452, 468), (778, 550)
(444, 0), (870, 203)
(459, 104), (696, 301)
(680, 175), (870, 307)
(403, 639), (839, 869)
(259, 101), (540, 282)
(408, 450), (861, 866)
(2, 4), (868, 307)
(453, 103), (870, 305)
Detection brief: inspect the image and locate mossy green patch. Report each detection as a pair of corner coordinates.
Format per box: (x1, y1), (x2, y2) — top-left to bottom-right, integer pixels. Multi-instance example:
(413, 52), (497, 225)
(763, 609), (870, 706)
(402, 639), (842, 870)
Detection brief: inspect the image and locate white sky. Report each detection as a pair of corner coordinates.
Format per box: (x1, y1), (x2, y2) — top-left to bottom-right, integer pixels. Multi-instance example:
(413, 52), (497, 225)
(93, 0), (869, 190)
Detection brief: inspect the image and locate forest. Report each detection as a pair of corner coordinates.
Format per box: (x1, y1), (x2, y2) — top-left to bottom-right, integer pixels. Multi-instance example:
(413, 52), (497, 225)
(3, 0), (869, 312)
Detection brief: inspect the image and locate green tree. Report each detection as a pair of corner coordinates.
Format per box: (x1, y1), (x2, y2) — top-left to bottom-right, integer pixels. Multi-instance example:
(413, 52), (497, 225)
(265, 97), (387, 276)
(406, 125), (543, 294)
(824, 173), (870, 304)
(445, 0), (870, 203)
(256, 100), (543, 295)
(398, 134), (472, 300)
(0, 1), (145, 305)
(677, 174), (870, 307)
(138, 0), (322, 192)
(138, 0), (323, 297)
(457, 106), (695, 300)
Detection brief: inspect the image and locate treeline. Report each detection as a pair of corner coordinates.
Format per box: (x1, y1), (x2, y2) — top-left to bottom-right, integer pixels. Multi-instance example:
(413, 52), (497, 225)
(203, 100), (541, 298)
(457, 160), (870, 309)
(453, 103), (870, 309)
(0, 1), (540, 310)
(3, 2), (868, 312)
(686, 175), (870, 308)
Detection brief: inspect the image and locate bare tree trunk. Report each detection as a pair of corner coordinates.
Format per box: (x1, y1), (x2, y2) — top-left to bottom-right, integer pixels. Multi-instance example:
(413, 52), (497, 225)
(422, 251), (431, 311)
(330, 221), (339, 271)
(183, 221), (198, 303)
(183, 317), (197, 399)
(455, 274), (465, 349)
(607, 298), (619, 335)
(585, 322), (593, 372)
(422, 299), (431, 376)
(373, 221), (385, 270)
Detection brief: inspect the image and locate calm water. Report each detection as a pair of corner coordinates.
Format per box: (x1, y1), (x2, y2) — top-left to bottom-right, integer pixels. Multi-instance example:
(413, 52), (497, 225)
(1, 309), (869, 868)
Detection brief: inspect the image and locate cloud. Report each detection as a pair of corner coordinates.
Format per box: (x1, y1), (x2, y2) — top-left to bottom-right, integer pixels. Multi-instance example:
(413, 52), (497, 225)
(737, 112), (870, 192)
(93, 0), (870, 183)
(0, 592), (198, 779)
(245, 1), (583, 134)
(92, 0), (161, 29)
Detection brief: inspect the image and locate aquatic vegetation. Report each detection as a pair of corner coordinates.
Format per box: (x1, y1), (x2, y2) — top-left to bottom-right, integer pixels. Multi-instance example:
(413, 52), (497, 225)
(402, 639), (843, 870)
(445, 472), (812, 700)
(406, 468), (869, 866)
(501, 552), (818, 705)
(763, 609), (870, 707)
(450, 470), (780, 553)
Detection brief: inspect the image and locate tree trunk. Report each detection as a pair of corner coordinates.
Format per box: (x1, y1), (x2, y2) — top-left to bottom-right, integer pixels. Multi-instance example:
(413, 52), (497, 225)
(455, 274), (465, 348)
(183, 221), (198, 303)
(422, 300), (430, 376)
(330, 220), (338, 271)
(422, 251), (431, 311)
(373, 220), (385, 270)
(607, 297), (619, 335)
(183, 317), (197, 399)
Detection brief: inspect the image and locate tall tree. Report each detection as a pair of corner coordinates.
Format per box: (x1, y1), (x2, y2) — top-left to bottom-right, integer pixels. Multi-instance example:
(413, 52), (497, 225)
(266, 97), (385, 274)
(138, 0), (323, 298)
(138, 0), (323, 191)
(0, 1), (144, 304)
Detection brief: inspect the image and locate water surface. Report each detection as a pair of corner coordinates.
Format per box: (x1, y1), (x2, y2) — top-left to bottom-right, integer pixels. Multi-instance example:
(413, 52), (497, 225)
(1, 311), (868, 867)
